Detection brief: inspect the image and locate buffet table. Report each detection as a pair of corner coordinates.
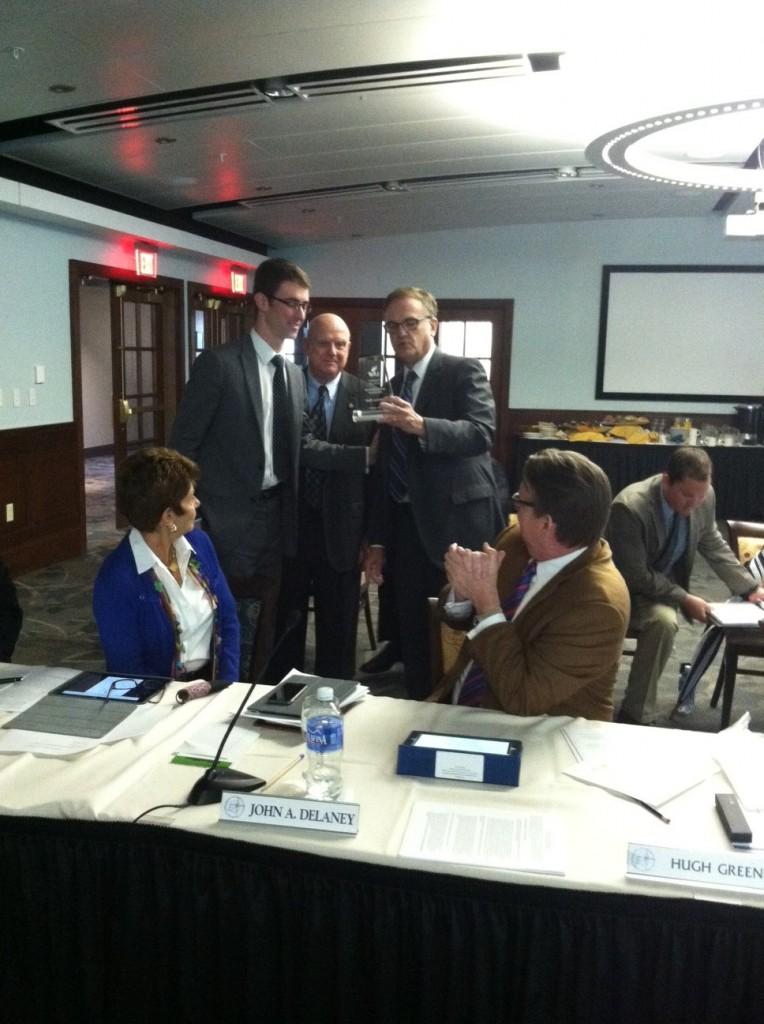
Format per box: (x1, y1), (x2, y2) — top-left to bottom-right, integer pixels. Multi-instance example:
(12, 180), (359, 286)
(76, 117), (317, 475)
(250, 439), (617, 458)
(509, 438), (764, 521)
(1, 668), (763, 1023)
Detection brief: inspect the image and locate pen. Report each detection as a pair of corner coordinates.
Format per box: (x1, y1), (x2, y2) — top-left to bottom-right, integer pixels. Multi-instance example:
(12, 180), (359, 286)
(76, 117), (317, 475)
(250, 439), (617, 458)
(632, 796), (671, 825)
(0, 676), (24, 684)
(260, 753), (305, 793)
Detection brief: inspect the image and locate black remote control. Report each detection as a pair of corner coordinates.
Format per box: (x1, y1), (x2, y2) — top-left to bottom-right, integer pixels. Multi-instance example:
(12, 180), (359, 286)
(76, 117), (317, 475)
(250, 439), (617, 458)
(715, 793), (753, 846)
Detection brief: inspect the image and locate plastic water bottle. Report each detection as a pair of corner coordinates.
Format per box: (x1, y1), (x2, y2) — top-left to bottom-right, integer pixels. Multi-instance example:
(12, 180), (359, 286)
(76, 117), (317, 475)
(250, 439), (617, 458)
(301, 686), (343, 800)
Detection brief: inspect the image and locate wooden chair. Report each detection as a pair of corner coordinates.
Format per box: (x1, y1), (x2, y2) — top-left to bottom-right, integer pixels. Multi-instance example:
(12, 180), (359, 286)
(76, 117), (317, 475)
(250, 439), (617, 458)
(428, 597), (466, 690)
(709, 520), (764, 727)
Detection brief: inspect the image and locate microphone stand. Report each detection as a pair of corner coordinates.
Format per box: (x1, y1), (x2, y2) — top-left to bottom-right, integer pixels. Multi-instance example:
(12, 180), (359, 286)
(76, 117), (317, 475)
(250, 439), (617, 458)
(187, 610), (302, 806)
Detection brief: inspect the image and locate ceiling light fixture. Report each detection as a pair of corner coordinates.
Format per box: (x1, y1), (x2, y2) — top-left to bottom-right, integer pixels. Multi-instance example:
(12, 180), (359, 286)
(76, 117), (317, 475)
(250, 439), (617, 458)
(587, 98), (764, 193)
(556, 166), (579, 179)
(726, 190), (764, 236)
(49, 83), (76, 94)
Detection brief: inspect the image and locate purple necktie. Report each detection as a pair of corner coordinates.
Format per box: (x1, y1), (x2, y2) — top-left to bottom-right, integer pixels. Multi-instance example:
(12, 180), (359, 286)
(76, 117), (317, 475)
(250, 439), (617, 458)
(457, 559), (538, 707)
(388, 371), (416, 501)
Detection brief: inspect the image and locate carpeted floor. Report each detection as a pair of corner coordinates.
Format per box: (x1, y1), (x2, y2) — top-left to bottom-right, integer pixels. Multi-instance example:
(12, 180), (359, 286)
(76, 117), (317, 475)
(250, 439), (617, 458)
(9, 456), (764, 731)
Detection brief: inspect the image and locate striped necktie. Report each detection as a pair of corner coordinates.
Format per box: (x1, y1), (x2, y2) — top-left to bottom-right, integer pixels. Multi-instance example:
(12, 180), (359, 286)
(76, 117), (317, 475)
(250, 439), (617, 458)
(303, 384), (328, 509)
(457, 559), (538, 707)
(388, 370), (416, 502)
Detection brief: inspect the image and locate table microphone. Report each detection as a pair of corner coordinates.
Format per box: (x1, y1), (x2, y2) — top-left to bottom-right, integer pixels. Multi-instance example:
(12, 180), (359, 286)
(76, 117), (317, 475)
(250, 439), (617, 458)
(176, 678), (230, 703)
(187, 610), (303, 806)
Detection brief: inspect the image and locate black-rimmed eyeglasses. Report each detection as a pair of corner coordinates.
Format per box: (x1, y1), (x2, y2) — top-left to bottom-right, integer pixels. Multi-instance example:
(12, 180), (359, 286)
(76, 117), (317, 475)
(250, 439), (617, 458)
(267, 294), (311, 315)
(511, 492), (537, 509)
(383, 316), (432, 335)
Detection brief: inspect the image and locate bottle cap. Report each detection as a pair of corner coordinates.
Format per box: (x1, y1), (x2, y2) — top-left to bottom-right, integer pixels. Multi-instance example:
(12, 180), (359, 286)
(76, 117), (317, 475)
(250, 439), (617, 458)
(317, 686), (334, 701)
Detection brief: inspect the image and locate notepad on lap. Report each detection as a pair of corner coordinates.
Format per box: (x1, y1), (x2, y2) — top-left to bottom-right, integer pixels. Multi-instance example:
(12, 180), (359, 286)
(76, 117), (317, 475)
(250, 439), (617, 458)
(708, 602), (764, 628)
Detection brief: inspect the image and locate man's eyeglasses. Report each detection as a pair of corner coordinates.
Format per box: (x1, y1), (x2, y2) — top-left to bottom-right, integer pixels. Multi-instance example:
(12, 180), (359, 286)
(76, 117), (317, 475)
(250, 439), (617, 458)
(268, 295), (311, 315)
(512, 492), (537, 509)
(383, 316), (432, 335)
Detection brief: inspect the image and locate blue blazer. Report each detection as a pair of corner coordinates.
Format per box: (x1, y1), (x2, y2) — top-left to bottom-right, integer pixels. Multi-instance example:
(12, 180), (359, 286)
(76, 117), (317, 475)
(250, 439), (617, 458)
(93, 528), (240, 681)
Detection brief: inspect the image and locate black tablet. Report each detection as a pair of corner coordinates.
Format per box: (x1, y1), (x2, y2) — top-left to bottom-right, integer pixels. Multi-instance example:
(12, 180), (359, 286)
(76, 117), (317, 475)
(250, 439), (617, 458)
(55, 671), (168, 703)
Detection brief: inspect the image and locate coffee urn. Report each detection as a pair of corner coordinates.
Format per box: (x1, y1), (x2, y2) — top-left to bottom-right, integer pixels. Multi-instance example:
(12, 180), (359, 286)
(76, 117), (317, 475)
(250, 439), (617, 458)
(733, 404), (764, 444)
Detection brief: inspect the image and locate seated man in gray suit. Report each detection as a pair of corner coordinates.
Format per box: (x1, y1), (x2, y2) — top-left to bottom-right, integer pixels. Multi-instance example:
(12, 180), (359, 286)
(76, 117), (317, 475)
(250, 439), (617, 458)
(607, 446), (764, 725)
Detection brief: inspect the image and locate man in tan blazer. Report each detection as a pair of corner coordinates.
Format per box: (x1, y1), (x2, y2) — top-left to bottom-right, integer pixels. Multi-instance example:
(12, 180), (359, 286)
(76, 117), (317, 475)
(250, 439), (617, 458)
(432, 448), (630, 721)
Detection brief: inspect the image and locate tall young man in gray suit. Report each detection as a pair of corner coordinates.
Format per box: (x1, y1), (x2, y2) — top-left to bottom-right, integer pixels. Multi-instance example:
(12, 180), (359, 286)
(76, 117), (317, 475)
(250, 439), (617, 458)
(170, 257), (310, 679)
(270, 313), (376, 682)
(365, 286), (503, 698)
(607, 446), (764, 724)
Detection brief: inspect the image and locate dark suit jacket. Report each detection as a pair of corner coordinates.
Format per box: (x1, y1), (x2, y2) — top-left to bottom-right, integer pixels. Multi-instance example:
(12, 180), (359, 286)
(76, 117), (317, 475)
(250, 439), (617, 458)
(432, 528), (631, 721)
(368, 347), (503, 567)
(301, 371), (375, 573)
(169, 334), (305, 571)
(0, 559), (22, 661)
(606, 474), (752, 608)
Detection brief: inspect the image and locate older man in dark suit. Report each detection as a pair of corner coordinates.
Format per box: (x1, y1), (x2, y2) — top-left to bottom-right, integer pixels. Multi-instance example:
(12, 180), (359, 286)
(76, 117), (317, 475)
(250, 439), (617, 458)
(170, 258), (310, 679)
(270, 313), (376, 681)
(365, 286), (503, 698)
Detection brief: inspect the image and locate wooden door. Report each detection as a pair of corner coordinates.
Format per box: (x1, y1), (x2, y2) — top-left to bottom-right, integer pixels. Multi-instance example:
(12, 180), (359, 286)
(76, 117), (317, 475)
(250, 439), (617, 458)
(187, 284), (252, 367)
(110, 283), (167, 473)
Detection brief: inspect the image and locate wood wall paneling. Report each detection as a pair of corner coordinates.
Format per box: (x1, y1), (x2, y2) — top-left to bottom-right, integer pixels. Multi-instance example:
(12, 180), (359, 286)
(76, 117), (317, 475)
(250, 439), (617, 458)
(0, 423), (84, 575)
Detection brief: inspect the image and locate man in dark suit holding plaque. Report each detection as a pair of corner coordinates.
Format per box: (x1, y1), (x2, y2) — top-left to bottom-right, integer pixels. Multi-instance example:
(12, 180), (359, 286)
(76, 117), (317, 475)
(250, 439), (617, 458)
(365, 286), (503, 699)
(270, 314), (376, 682)
(170, 258), (310, 679)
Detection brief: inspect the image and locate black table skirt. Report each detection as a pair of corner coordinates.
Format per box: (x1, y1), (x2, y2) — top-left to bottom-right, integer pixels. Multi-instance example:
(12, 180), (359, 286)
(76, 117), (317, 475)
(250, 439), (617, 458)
(510, 439), (764, 522)
(1, 815), (763, 1024)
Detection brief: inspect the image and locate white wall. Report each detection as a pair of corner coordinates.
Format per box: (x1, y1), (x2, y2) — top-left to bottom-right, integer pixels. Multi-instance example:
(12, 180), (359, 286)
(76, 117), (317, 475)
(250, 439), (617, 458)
(282, 216), (764, 416)
(0, 178), (258, 433)
(2, 187), (763, 436)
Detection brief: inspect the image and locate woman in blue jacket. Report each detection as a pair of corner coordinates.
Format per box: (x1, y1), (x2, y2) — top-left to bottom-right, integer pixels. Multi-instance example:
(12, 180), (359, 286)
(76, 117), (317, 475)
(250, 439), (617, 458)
(94, 447), (239, 681)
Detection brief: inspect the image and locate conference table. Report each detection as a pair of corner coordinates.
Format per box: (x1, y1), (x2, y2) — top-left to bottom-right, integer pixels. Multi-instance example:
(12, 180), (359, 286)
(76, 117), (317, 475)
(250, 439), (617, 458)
(1, 667), (763, 1023)
(509, 438), (764, 521)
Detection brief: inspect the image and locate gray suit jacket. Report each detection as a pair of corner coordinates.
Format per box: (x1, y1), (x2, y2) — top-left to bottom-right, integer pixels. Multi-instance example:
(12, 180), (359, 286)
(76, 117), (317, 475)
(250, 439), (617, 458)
(606, 474), (751, 608)
(369, 347), (503, 567)
(169, 334), (305, 571)
(301, 371), (375, 573)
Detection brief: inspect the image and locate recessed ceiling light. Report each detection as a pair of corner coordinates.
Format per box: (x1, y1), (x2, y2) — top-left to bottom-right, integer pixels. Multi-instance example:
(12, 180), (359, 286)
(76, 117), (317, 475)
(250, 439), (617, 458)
(49, 83), (76, 94)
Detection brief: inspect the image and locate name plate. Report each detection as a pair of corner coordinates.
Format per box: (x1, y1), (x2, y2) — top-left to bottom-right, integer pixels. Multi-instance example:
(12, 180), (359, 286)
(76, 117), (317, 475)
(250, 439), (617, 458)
(627, 843), (764, 892)
(219, 792), (359, 835)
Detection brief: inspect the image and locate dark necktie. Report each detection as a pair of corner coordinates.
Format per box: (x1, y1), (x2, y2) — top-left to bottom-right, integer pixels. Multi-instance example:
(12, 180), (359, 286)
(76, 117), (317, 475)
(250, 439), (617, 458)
(270, 354), (290, 483)
(457, 559), (538, 707)
(388, 370), (416, 502)
(303, 384), (328, 509)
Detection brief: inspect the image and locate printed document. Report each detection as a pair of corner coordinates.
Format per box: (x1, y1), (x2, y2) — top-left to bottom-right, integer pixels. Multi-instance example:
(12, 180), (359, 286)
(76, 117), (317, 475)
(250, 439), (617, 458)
(399, 801), (565, 875)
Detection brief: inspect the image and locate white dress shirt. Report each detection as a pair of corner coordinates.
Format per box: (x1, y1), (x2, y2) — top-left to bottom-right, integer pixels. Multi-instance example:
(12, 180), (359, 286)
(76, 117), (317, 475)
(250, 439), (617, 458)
(129, 529), (213, 672)
(251, 328), (288, 489)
